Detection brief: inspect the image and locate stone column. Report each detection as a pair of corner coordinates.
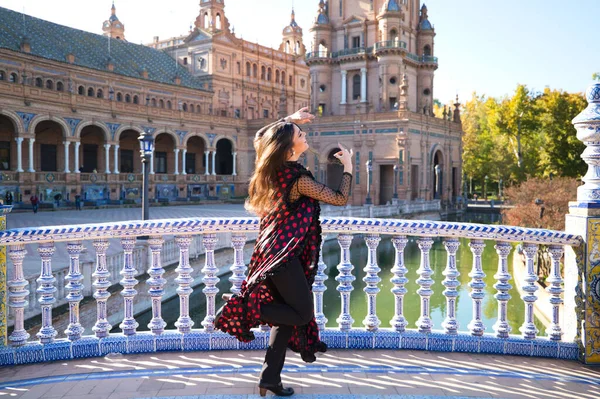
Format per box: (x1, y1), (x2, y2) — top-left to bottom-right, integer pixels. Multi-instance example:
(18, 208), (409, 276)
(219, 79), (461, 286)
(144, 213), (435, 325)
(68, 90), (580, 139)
(15, 138), (23, 172)
(211, 150), (216, 176)
(360, 67), (367, 103)
(341, 70), (347, 105)
(182, 149), (187, 175)
(103, 144), (111, 174)
(174, 149), (180, 175)
(63, 142), (70, 173)
(74, 142), (80, 173)
(232, 152), (237, 176)
(113, 145), (119, 174)
(565, 83), (600, 364)
(28, 138), (35, 173)
(204, 151), (210, 175)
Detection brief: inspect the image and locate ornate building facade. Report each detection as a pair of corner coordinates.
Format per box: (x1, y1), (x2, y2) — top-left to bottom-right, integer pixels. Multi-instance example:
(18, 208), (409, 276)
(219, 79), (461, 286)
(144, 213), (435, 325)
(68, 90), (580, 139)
(304, 0), (463, 205)
(0, 0), (461, 207)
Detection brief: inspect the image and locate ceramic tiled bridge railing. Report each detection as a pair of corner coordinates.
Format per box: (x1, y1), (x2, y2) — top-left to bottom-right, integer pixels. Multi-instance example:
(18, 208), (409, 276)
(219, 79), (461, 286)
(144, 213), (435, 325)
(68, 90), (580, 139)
(0, 216), (584, 366)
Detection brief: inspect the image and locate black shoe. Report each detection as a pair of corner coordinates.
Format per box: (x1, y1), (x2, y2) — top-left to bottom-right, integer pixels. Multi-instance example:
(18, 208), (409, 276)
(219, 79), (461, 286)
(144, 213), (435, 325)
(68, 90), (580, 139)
(258, 382), (294, 397)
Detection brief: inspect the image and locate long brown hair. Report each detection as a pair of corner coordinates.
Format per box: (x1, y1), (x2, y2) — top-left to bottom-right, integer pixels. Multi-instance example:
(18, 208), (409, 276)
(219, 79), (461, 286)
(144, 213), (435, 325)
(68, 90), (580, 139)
(246, 122), (296, 216)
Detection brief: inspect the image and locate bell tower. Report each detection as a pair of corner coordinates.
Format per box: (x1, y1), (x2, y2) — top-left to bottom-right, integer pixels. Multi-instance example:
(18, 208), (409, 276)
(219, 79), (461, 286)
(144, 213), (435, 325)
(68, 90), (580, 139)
(102, 1), (125, 40)
(195, 0), (230, 33)
(279, 8), (306, 56)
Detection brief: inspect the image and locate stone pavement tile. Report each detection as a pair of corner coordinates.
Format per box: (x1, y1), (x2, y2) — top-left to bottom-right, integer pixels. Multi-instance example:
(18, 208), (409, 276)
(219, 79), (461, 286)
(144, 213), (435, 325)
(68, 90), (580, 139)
(62, 394), (118, 399)
(394, 386), (449, 396)
(89, 380), (119, 396)
(348, 385), (399, 395)
(533, 380), (600, 398)
(64, 379), (97, 396)
(113, 377), (147, 392)
(43, 381), (80, 398)
(299, 385), (351, 394)
(137, 379), (165, 392)
(156, 385), (209, 397)
(14, 382), (56, 399)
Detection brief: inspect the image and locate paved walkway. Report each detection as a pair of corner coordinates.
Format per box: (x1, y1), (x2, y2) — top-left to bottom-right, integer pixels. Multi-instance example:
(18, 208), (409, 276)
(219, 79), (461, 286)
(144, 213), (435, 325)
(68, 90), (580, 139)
(0, 349), (598, 399)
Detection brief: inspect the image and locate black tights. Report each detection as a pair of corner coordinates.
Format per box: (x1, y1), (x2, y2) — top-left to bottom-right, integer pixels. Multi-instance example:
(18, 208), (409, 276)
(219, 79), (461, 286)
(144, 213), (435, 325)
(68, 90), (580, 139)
(259, 257), (313, 385)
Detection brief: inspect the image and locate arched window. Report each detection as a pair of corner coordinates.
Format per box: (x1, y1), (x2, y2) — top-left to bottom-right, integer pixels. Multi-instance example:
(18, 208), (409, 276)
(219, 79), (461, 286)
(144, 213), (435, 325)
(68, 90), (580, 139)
(295, 41), (301, 54)
(289, 75), (293, 86)
(133, 95), (139, 104)
(216, 14), (222, 30)
(182, 103), (188, 112)
(424, 45), (431, 56)
(9, 73), (18, 83)
(35, 77), (43, 87)
(116, 92), (123, 101)
(56, 81), (64, 91)
(88, 87), (95, 97)
(152, 98), (157, 107)
(204, 13), (209, 28)
(275, 70), (280, 83)
(318, 40), (328, 54)
(183, 57), (188, 65)
(197, 104), (202, 113)
(97, 89), (104, 98)
(78, 86), (85, 95)
(159, 99), (165, 108)
(261, 66), (266, 80)
(390, 29), (398, 41)
(352, 74), (361, 100)
(267, 67), (272, 81)
(125, 94), (131, 103)
(0, 71), (4, 80)
(167, 100), (172, 109)
(281, 71), (286, 85)
(246, 62), (251, 76)
(285, 41), (291, 53)
(46, 80), (54, 90)
(253, 64), (258, 78)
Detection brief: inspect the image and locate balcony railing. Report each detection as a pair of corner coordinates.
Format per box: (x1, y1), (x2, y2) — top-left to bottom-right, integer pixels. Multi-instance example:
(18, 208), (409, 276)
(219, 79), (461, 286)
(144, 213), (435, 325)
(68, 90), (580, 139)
(305, 51), (331, 59)
(374, 40), (408, 51)
(0, 216), (582, 366)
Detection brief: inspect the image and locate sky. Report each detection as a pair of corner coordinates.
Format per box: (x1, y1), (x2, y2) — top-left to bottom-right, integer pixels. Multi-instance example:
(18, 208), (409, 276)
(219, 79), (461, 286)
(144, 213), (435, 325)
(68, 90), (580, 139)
(1, 0), (598, 105)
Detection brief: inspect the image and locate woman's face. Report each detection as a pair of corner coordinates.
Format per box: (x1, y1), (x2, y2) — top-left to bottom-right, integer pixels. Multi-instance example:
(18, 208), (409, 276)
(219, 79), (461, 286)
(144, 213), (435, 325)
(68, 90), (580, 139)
(290, 124), (309, 157)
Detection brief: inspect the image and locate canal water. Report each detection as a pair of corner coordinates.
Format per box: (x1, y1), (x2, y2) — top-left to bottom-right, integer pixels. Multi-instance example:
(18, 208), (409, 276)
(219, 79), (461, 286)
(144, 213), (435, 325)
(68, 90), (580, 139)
(132, 213), (545, 336)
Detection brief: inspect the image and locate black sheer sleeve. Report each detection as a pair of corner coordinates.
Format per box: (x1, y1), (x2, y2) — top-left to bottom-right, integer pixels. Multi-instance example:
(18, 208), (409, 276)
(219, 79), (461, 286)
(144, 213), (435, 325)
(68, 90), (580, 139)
(289, 172), (352, 206)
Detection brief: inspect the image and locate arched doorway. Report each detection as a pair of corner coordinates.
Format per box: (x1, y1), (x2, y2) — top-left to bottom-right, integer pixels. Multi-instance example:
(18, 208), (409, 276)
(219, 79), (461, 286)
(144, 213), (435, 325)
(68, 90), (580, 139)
(118, 130), (141, 173)
(80, 125), (106, 173)
(0, 115), (16, 171)
(432, 150), (444, 200)
(35, 120), (65, 172)
(186, 136), (207, 175)
(154, 133), (175, 174)
(326, 147), (344, 189)
(215, 139), (233, 175)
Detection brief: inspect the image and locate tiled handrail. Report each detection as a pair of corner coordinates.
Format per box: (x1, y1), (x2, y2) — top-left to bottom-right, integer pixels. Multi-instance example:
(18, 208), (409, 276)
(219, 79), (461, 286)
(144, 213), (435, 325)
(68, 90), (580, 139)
(0, 217), (583, 366)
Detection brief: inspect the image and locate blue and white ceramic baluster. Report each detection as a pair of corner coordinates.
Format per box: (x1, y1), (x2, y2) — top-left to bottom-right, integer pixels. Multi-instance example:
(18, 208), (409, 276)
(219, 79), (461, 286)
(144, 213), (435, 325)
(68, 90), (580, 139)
(92, 239), (112, 338)
(546, 245), (564, 341)
(119, 238), (138, 336)
(390, 236), (409, 332)
(493, 241), (512, 338)
(313, 234), (328, 331)
(520, 243), (539, 339)
(201, 234), (219, 332)
(441, 238), (460, 334)
(8, 244), (28, 346)
(36, 242), (57, 344)
(467, 239), (486, 336)
(175, 236), (194, 334)
(147, 237), (167, 335)
(229, 233), (247, 295)
(416, 237), (434, 333)
(336, 234), (355, 331)
(363, 234), (381, 331)
(64, 241), (85, 341)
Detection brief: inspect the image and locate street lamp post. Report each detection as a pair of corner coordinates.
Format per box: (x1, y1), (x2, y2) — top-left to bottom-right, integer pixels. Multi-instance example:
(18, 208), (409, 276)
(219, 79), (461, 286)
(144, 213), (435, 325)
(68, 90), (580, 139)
(484, 175), (489, 201)
(393, 164), (399, 199)
(365, 159), (373, 205)
(138, 129), (155, 223)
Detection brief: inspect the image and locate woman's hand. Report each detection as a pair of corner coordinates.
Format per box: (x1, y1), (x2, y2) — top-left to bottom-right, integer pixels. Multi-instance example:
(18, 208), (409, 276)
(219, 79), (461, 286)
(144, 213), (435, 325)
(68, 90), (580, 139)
(334, 142), (353, 174)
(285, 107), (315, 125)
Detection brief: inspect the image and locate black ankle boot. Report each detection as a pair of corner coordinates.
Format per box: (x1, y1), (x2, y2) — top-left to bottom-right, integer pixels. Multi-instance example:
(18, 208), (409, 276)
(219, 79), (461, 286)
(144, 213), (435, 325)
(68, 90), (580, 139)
(258, 382), (294, 397)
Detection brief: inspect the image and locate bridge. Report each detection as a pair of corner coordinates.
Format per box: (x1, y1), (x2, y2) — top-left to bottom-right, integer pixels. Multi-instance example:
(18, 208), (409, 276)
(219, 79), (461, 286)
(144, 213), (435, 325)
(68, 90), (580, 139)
(0, 84), (599, 398)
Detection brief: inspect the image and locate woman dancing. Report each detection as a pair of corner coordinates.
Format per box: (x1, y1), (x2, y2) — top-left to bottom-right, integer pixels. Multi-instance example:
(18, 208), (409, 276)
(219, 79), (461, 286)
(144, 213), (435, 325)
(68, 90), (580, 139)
(216, 107), (353, 397)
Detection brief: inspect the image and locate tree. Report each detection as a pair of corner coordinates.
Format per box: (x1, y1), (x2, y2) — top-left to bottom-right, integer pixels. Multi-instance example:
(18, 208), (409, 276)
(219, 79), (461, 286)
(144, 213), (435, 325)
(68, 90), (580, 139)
(593, 72), (600, 81)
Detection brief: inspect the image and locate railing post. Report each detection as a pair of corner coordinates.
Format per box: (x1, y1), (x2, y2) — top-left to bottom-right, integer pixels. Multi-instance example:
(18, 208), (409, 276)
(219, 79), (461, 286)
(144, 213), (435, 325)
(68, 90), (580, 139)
(467, 239), (486, 336)
(313, 234), (329, 331)
(0, 205), (11, 346)
(363, 234), (381, 331)
(390, 236), (409, 332)
(36, 242), (57, 344)
(92, 239), (112, 338)
(566, 82), (600, 363)
(441, 238), (460, 334)
(416, 237), (434, 333)
(493, 241), (512, 338)
(64, 241), (85, 341)
(201, 233), (219, 332)
(520, 243), (539, 339)
(174, 236), (194, 334)
(8, 244), (28, 346)
(336, 234), (355, 331)
(546, 245), (564, 341)
(229, 233), (247, 295)
(119, 238), (139, 336)
(147, 237), (166, 335)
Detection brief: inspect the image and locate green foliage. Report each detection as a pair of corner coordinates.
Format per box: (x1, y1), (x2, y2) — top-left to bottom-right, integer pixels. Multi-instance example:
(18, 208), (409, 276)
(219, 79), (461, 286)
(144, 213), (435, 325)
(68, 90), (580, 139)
(593, 72), (600, 81)
(461, 85), (586, 185)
